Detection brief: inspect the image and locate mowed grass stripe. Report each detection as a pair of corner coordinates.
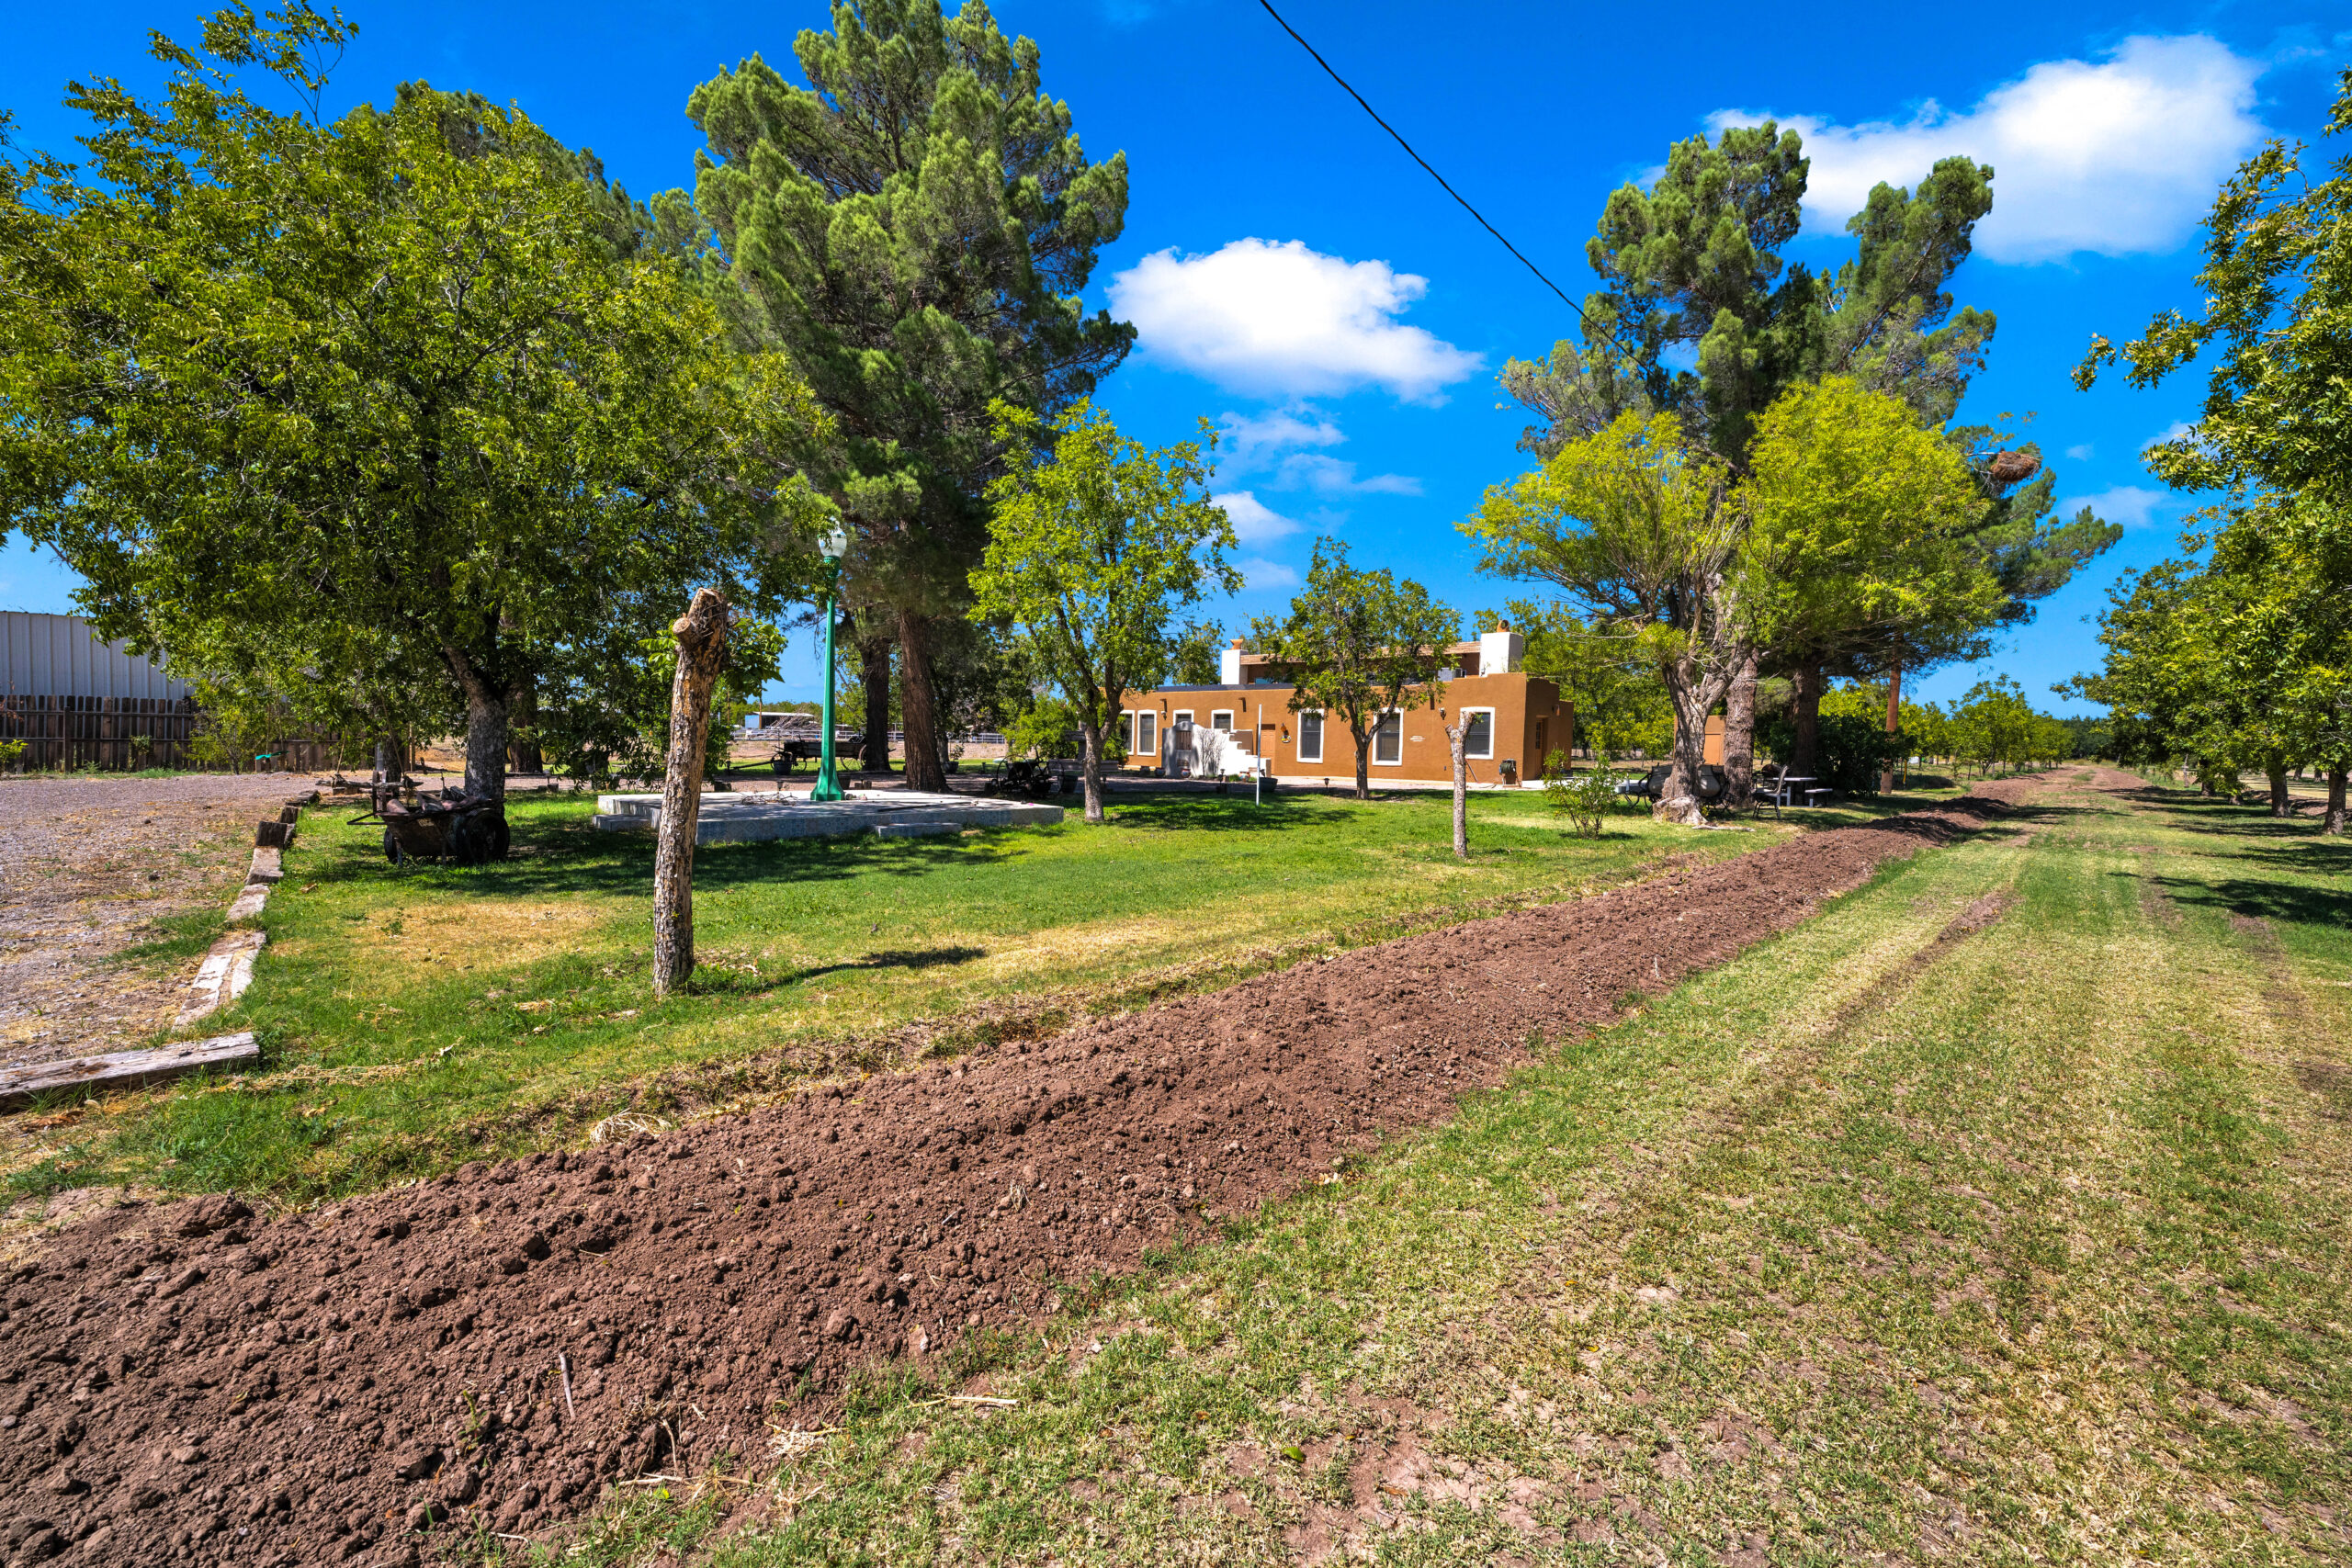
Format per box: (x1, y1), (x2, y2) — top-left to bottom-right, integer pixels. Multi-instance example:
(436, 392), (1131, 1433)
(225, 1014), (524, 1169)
(532, 773), (2348, 1568)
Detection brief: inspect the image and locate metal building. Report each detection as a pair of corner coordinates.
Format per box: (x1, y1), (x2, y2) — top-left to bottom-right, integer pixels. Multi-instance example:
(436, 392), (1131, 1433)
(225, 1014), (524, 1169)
(0, 611), (198, 769)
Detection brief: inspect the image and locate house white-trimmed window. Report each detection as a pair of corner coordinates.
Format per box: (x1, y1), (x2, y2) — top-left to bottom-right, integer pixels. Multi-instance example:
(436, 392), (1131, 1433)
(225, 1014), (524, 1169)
(1136, 710), (1158, 758)
(1460, 707), (1495, 760)
(1210, 709), (1233, 732)
(1118, 711), (1136, 756)
(1296, 709), (1324, 763)
(1374, 710), (1403, 766)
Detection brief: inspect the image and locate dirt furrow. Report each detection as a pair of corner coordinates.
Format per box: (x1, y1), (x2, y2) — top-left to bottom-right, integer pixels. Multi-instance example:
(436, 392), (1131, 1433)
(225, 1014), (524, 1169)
(0, 786), (2032, 1568)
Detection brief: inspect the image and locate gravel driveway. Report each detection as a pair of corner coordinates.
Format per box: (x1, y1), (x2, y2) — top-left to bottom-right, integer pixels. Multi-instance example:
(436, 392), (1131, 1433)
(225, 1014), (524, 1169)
(0, 773), (309, 1070)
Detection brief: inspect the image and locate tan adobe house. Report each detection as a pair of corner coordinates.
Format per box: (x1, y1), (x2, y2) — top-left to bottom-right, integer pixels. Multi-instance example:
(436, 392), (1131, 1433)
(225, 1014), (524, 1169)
(1115, 625), (1577, 787)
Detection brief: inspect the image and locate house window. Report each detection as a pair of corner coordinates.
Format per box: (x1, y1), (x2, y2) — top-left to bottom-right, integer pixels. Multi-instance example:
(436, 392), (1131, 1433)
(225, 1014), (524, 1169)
(1210, 710), (1232, 731)
(1119, 711), (1136, 756)
(1136, 711), (1158, 757)
(1297, 710), (1324, 763)
(1462, 708), (1494, 759)
(1374, 711), (1403, 765)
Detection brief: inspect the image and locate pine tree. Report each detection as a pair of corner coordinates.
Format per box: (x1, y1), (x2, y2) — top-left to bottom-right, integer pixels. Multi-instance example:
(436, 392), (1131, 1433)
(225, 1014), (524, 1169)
(684, 0), (1133, 789)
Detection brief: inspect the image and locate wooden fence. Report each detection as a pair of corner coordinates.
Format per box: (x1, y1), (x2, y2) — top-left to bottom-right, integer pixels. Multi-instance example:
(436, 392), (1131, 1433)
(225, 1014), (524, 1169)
(0, 694), (342, 773)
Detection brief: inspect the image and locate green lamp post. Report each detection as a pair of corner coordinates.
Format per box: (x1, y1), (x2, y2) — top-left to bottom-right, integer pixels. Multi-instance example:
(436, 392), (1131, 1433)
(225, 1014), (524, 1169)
(810, 523), (850, 803)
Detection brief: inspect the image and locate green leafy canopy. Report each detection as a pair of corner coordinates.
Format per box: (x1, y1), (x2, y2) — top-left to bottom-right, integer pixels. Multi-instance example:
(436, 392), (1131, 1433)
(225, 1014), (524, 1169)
(0, 2), (832, 799)
(968, 398), (1237, 818)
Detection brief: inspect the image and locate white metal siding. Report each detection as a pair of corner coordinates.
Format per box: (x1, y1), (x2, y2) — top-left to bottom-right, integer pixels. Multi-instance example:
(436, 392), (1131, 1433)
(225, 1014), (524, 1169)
(0, 612), (192, 702)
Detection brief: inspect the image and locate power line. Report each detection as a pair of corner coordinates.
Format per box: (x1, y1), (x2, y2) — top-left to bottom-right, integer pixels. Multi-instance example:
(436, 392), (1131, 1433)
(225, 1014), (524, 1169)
(1256, 0), (1625, 353)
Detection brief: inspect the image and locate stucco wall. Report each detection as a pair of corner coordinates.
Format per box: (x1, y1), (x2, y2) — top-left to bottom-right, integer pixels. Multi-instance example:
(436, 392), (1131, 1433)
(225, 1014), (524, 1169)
(1114, 674), (1574, 785)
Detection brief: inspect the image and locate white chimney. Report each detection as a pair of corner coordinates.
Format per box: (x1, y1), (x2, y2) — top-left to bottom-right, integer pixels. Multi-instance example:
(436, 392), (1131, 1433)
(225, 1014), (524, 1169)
(1478, 622), (1523, 675)
(1218, 637), (1245, 685)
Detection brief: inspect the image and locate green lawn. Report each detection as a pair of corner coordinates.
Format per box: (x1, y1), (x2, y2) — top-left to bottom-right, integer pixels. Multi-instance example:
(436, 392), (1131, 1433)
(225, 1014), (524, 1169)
(15, 785), (1849, 1204)
(537, 769), (2350, 1567)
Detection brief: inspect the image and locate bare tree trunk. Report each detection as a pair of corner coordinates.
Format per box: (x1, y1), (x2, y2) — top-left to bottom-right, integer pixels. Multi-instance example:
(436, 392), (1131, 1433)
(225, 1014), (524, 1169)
(2268, 756), (2291, 818)
(1351, 722), (1372, 800)
(1879, 662), (1902, 795)
(1656, 660), (1733, 827)
(506, 672), (543, 777)
(857, 615), (893, 773)
(897, 610), (946, 792)
(2327, 766), (2347, 836)
(1789, 659), (1824, 783)
(1448, 720), (1468, 859)
(1722, 652), (1758, 807)
(1079, 717), (1106, 824)
(653, 590), (729, 998)
(461, 686), (508, 802)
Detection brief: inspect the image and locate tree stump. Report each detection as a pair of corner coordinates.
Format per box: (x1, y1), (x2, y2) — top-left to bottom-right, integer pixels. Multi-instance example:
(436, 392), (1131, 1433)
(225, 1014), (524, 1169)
(652, 589), (730, 996)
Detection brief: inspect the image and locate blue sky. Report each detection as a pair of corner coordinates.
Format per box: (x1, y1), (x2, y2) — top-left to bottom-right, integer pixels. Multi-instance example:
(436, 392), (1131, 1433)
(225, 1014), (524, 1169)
(5, 0), (2346, 713)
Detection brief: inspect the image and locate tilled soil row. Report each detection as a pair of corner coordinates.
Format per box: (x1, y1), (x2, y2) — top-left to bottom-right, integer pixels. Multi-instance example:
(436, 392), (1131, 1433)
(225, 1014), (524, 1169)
(0, 787), (2030, 1568)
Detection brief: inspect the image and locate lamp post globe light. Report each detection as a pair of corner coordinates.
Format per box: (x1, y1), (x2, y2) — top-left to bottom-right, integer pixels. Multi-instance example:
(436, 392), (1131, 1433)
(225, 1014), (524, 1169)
(811, 524), (851, 803)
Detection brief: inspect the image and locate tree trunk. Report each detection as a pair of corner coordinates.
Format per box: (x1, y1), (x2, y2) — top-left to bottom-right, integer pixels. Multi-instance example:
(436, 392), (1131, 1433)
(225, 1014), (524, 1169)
(461, 685), (508, 802)
(1722, 653), (1758, 807)
(1788, 659), (1824, 783)
(506, 672), (543, 777)
(1448, 721), (1468, 859)
(1351, 721), (1372, 801)
(1655, 660), (1732, 827)
(2267, 755), (2291, 818)
(653, 589), (729, 998)
(1079, 717), (1106, 824)
(1879, 662), (1902, 795)
(897, 610), (946, 792)
(2327, 766), (2347, 836)
(857, 616), (893, 774)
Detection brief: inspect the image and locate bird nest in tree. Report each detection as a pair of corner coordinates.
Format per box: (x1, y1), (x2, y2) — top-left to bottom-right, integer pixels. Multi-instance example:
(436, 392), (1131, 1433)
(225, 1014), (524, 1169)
(1987, 449), (2041, 488)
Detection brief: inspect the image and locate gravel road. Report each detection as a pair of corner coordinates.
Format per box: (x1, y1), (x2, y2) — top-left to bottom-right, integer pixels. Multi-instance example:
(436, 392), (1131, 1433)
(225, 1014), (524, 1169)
(0, 773), (310, 1070)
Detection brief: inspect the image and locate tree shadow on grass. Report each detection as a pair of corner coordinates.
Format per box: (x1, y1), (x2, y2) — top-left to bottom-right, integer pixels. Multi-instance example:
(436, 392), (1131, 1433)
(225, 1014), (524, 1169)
(2151, 874), (2352, 934)
(1099, 793), (1319, 834)
(690, 944), (989, 996)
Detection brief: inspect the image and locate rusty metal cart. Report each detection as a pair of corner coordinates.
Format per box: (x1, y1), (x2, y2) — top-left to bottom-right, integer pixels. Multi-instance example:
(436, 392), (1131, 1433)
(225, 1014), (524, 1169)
(352, 791), (511, 867)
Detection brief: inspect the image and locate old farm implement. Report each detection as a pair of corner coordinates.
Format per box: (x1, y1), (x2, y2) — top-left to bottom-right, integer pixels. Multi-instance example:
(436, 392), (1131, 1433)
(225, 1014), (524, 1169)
(350, 784), (511, 867)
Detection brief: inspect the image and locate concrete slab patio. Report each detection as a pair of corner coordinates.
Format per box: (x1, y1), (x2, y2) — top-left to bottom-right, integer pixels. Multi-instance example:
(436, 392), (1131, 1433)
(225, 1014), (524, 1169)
(591, 789), (1063, 845)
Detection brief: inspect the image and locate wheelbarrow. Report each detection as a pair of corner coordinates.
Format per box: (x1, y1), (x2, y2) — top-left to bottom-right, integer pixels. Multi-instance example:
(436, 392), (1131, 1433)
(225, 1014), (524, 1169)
(353, 792), (511, 866)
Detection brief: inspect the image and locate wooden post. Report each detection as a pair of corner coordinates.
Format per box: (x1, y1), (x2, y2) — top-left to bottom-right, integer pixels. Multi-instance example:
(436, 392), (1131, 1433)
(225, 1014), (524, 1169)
(1880, 662), (1902, 795)
(1447, 715), (1469, 860)
(652, 589), (730, 997)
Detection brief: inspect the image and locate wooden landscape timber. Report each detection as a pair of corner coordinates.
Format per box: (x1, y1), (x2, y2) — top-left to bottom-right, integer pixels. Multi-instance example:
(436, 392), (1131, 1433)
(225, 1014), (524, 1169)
(0, 1031), (258, 1110)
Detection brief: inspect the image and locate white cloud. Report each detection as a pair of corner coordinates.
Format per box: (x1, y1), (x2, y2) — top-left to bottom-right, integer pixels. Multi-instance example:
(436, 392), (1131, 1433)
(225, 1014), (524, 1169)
(2145, 420), (2199, 447)
(2064, 443), (2095, 461)
(1270, 454), (1422, 496)
(1109, 238), (1482, 401)
(2065, 485), (2177, 528)
(1214, 491), (1301, 547)
(1218, 407), (1345, 469)
(1215, 402), (1419, 495)
(1237, 557), (1301, 592)
(1708, 36), (2267, 263)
